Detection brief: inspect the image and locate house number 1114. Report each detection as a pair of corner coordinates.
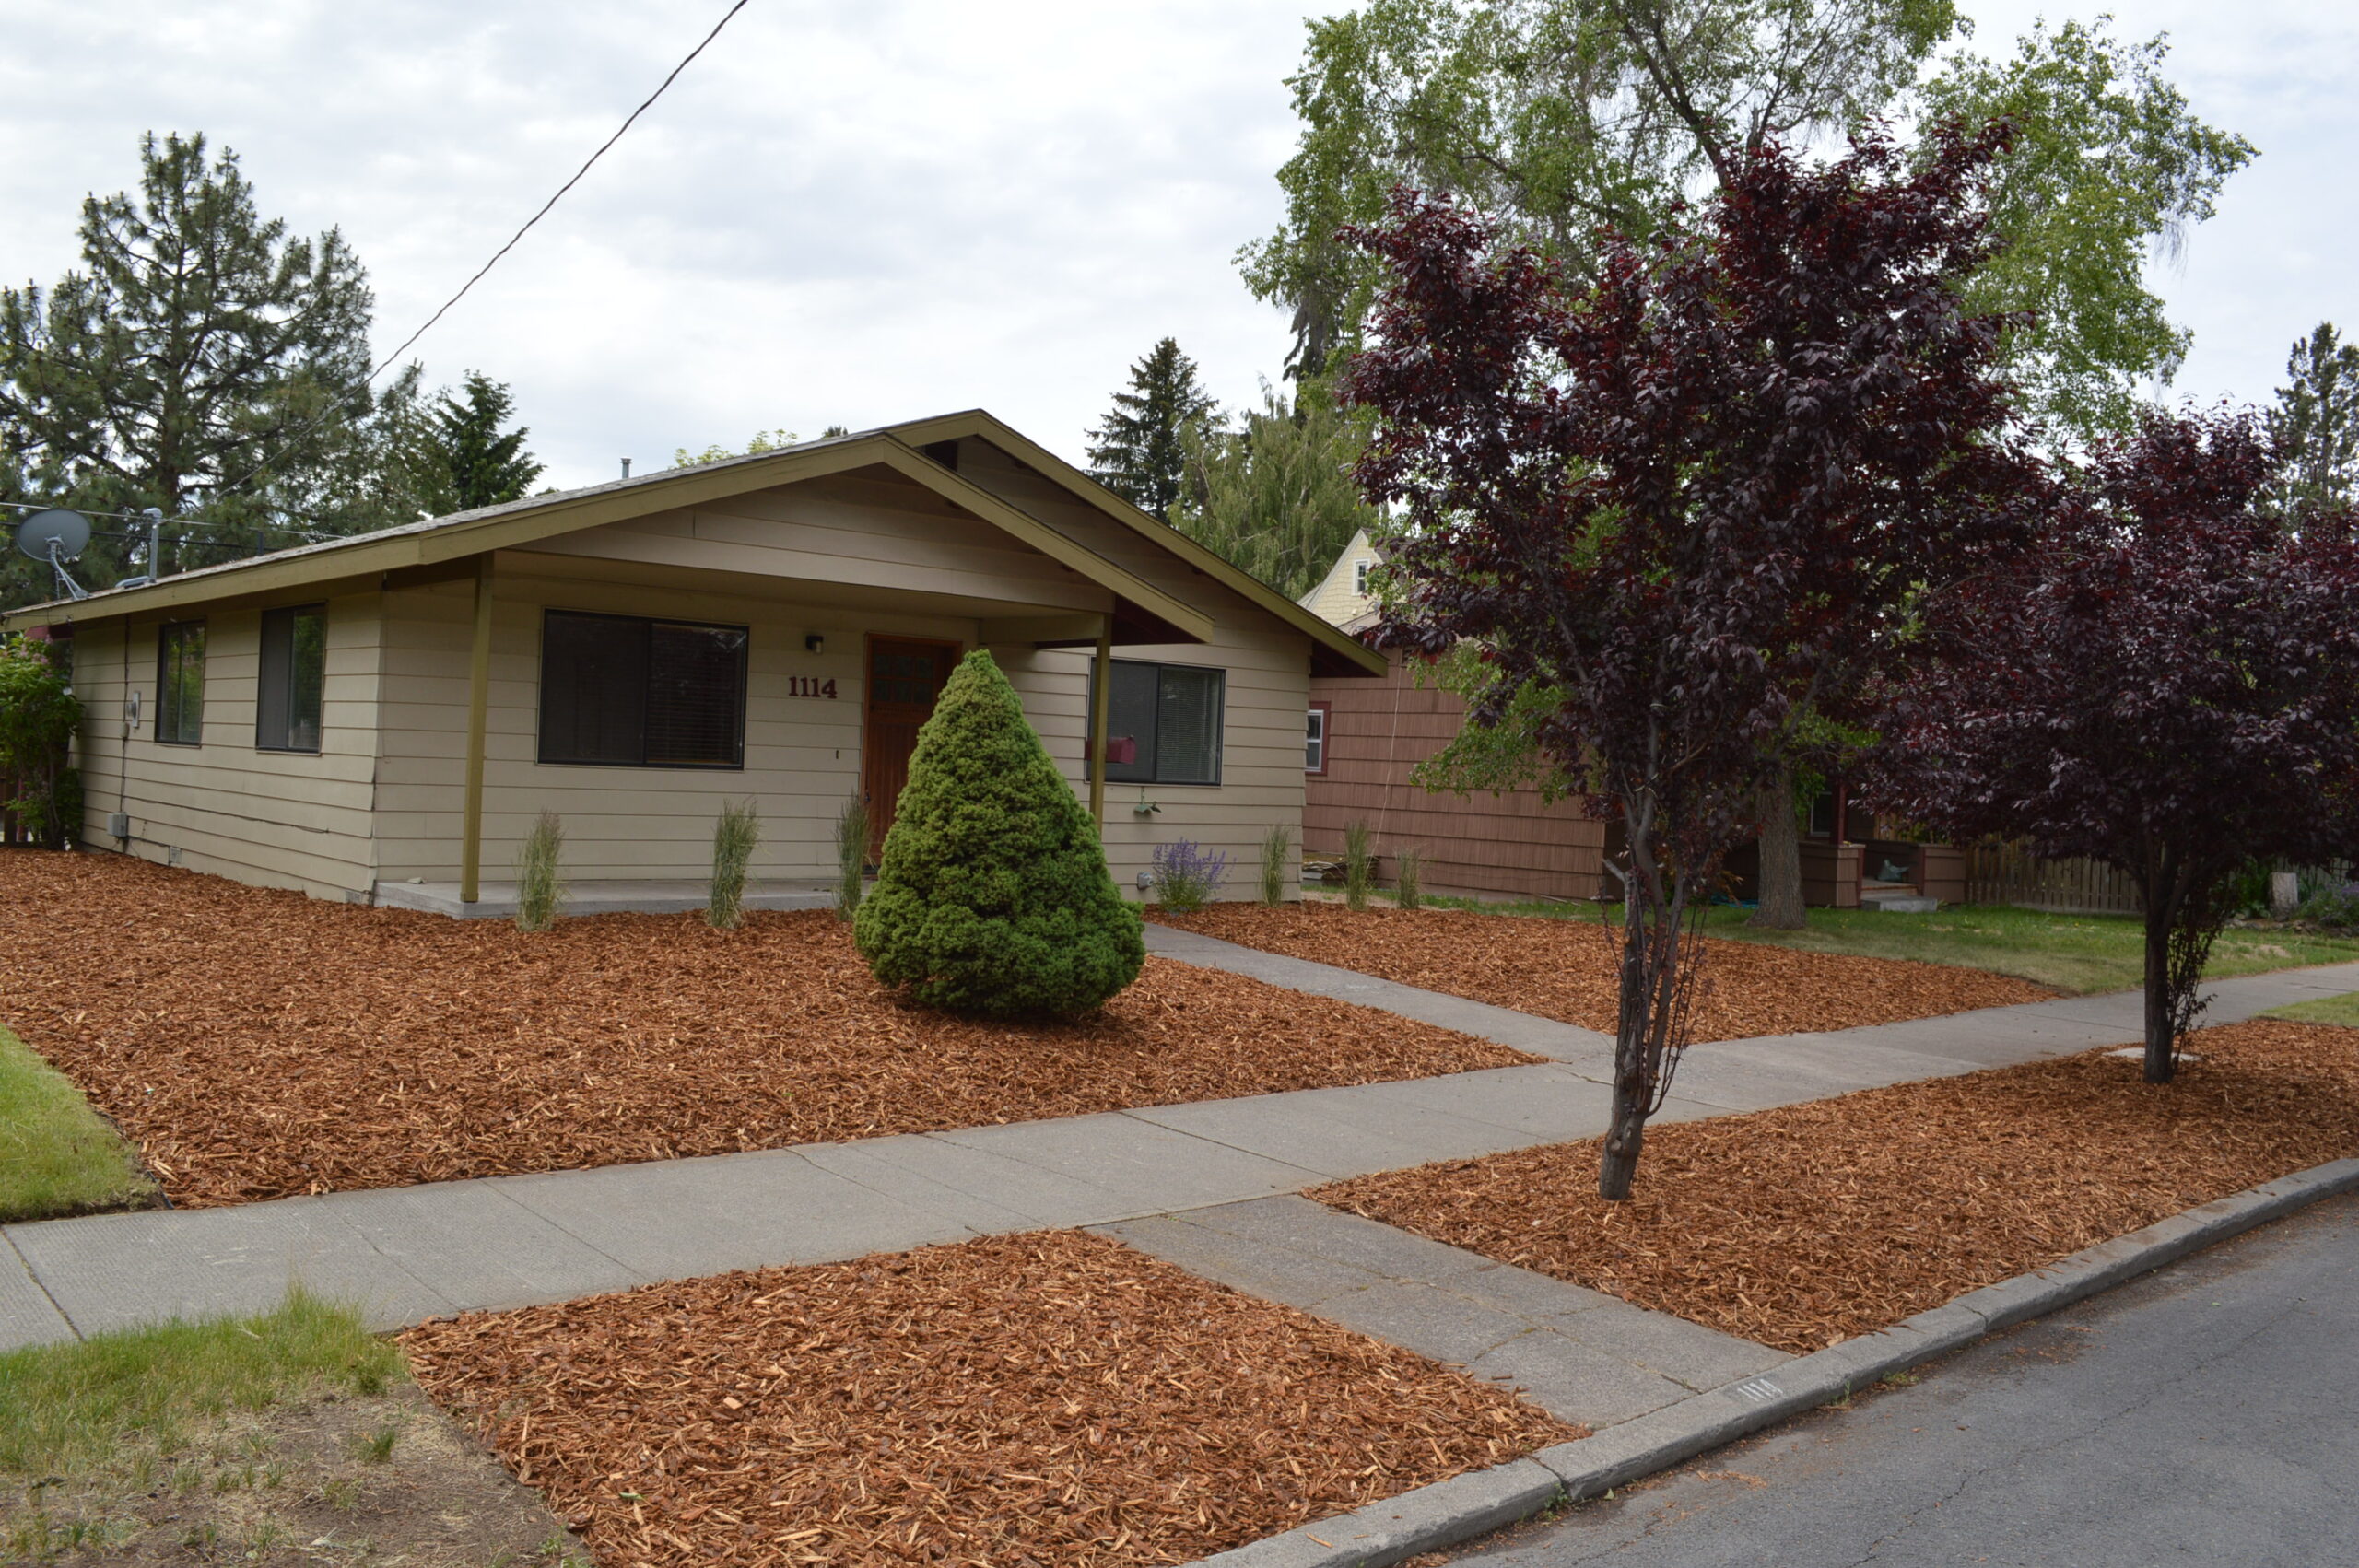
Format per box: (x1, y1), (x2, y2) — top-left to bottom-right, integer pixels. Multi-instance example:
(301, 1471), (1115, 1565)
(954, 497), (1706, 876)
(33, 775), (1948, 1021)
(787, 677), (839, 698)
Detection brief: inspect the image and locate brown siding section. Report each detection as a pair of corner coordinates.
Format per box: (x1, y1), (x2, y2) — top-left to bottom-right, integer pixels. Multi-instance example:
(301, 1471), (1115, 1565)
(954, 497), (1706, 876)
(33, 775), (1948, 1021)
(1304, 650), (1607, 900)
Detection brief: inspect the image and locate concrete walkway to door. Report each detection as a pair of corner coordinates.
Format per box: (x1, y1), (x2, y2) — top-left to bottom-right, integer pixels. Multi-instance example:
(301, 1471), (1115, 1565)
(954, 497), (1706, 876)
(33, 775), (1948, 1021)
(6, 936), (2354, 1437)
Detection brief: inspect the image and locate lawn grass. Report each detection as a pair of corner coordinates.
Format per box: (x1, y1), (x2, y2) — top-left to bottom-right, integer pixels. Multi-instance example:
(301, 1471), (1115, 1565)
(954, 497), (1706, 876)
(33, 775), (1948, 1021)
(0, 1025), (159, 1223)
(1424, 896), (2359, 995)
(0, 1289), (403, 1481)
(2264, 992), (2359, 1027)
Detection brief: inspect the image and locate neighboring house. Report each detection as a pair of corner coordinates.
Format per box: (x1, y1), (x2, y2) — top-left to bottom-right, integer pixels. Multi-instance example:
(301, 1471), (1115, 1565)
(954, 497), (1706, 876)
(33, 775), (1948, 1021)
(1297, 540), (1958, 907)
(4, 412), (1382, 912)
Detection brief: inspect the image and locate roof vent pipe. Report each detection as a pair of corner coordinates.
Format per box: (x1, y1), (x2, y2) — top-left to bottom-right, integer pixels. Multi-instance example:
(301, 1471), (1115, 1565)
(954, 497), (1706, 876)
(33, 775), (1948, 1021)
(620, 457), (632, 480)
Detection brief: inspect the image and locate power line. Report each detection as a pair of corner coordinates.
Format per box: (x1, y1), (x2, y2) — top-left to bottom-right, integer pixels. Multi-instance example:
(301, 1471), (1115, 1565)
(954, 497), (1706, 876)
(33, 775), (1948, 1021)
(214, 0), (756, 505)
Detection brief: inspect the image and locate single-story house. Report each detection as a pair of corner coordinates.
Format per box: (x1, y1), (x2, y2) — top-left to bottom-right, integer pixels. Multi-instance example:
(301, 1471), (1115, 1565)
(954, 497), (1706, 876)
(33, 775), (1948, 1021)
(1296, 538), (1963, 907)
(3, 412), (1383, 914)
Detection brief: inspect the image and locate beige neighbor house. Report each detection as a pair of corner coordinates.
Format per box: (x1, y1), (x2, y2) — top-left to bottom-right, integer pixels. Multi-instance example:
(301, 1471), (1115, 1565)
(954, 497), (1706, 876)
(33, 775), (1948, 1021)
(3, 412), (1383, 916)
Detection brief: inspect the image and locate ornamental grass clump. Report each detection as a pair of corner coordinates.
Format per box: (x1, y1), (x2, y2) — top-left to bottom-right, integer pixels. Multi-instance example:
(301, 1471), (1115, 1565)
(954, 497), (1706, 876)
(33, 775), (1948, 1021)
(834, 795), (869, 921)
(1394, 848), (1425, 910)
(855, 650), (1143, 1017)
(1150, 839), (1229, 912)
(513, 810), (565, 933)
(1343, 821), (1375, 912)
(1259, 825), (1293, 906)
(707, 800), (759, 930)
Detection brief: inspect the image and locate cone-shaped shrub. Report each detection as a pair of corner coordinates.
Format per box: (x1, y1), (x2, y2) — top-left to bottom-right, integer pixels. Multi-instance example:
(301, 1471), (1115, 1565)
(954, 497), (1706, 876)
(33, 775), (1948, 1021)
(854, 649), (1144, 1016)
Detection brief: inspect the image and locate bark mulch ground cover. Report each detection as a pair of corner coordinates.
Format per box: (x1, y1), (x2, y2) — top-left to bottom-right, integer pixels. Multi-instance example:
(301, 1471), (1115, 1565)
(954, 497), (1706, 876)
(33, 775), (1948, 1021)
(0, 852), (1527, 1210)
(401, 1229), (1582, 1568)
(1314, 1018), (2359, 1354)
(1156, 904), (2054, 1040)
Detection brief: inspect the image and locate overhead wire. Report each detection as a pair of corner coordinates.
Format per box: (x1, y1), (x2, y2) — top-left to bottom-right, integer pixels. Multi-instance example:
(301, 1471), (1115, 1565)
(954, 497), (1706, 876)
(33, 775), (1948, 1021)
(210, 0), (757, 506)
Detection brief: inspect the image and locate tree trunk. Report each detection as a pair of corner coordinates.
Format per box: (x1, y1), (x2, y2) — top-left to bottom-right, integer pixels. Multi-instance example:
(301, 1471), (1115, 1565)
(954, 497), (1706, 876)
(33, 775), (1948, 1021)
(1601, 862), (1668, 1201)
(1748, 765), (1806, 930)
(2142, 870), (2178, 1084)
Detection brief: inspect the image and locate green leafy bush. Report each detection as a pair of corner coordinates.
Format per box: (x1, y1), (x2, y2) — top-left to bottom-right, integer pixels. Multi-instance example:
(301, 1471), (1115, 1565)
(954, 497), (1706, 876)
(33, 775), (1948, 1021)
(707, 800), (759, 930)
(854, 650), (1142, 1016)
(0, 635), (80, 848)
(513, 810), (565, 932)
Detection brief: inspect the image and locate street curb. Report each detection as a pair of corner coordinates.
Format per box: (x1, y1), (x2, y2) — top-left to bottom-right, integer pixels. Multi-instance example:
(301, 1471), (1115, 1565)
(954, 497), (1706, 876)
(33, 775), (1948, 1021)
(1192, 1155), (2359, 1568)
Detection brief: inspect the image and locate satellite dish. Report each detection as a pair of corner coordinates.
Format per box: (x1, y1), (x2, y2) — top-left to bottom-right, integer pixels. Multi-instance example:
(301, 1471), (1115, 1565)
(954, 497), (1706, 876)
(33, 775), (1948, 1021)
(14, 509), (89, 562)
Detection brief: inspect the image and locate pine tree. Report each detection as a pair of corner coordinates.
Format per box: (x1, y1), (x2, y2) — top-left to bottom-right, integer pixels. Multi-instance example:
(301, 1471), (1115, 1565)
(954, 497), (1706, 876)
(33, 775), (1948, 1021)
(2266, 322), (2359, 522)
(854, 650), (1143, 1017)
(1086, 338), (1215, 521)
(425, 371), (543, 513)
(0, 133), (387, 538)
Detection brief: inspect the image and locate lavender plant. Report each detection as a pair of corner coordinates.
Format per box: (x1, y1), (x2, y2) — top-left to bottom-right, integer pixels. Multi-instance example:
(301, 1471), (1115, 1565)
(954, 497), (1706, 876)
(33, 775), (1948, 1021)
(1150, 838), (1229, 912)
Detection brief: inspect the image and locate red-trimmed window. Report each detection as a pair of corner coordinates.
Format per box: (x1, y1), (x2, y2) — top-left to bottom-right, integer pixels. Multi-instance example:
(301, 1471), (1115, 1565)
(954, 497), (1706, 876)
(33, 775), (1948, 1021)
(1306, 702), (1332, 775)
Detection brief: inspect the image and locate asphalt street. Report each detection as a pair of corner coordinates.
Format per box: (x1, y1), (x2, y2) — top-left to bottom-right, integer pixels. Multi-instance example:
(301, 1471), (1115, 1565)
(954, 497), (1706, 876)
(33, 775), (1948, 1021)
(1449, 1193), (2359, 1568)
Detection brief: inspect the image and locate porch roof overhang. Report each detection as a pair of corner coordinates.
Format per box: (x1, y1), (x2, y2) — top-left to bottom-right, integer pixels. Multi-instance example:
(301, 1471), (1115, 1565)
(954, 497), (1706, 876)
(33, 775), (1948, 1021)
(1, 427), (1216, 647)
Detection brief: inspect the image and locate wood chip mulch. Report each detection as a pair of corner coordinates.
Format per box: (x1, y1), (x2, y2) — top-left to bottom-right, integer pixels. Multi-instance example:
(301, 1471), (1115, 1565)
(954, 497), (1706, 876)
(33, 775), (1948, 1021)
(1313, 1019), (2359, 1354)
(0, 852), (1527, 1210)
(400, 1229), (1583, 1568)
(1155, 904), (2055, 1039)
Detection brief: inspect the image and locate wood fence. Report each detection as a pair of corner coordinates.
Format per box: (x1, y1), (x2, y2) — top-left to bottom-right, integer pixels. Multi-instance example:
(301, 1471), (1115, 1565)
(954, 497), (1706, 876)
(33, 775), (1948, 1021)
(1964, 841), (2143, 915)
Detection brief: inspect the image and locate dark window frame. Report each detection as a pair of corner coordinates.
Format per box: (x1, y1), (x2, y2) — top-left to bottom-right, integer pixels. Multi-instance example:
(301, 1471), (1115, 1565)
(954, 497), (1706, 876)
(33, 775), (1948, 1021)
(156, 620), (206, 746)
(1092, 659), (1226, 787)
(1306, 701), (1331, 776)
(536, 608), (751, 770)
(255, 603), (327, 755)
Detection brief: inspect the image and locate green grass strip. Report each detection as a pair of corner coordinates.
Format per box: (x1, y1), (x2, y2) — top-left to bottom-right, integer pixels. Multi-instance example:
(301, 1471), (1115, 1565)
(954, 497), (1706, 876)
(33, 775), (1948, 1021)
(0, 1026), (159, 1224)
(0, 1288), (404, 1480)
(2262, 992), (2359, 1028)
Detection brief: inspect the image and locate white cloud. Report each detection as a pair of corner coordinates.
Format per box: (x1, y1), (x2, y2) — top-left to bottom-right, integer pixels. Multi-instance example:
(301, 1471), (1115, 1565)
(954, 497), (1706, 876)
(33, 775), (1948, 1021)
(0, 0), (2352, 492)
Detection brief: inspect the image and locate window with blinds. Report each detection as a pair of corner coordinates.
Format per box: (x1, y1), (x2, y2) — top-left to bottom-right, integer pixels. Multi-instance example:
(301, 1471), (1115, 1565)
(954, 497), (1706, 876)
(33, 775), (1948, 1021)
(1098, 661), (1225, 786)
(537, 610), (748, 768)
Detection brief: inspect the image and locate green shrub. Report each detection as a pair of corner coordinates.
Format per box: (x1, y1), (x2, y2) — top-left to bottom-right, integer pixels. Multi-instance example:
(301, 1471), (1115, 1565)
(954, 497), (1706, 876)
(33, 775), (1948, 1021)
(707, 800), (759, 930)
(513, 811), (565, 932)
(1394, 847), (1425, 910)
(835, 794), (870, 921)
(0, 635), (79, 848)
(1343, 821), (1375, 912)
(854, 650), (1143, 1016)
(1259, 825), (1293, 907)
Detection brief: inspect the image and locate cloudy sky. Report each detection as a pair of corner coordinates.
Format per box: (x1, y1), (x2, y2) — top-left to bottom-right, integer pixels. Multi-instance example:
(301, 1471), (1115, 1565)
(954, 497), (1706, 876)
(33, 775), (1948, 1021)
(1, 0), (2353, 492)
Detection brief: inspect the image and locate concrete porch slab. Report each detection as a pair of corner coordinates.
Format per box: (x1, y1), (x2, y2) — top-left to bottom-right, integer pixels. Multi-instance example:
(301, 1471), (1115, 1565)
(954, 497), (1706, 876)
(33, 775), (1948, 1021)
(372, 878), (837, 919)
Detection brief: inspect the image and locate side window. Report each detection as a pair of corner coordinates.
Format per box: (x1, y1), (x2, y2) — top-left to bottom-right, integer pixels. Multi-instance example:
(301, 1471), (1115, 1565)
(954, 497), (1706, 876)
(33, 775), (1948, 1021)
(1306, 703), (1330, 775)
(157, 620), (205, 745)
(1353, 559), (1373, 593)
(1098, 661), (1226, 786)
(256, 604), (326, 753)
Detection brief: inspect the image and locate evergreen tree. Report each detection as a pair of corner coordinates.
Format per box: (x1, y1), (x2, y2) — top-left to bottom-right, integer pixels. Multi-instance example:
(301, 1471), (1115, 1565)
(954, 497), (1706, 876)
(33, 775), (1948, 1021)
(854, 650), (1143, 1018)
(0, 133), (394, 543)
(423, 371), (543, 513)
(2265, 322), (2359, 521)
(1173, 380), (1379, 598)
(1086, 338), (1215, 521)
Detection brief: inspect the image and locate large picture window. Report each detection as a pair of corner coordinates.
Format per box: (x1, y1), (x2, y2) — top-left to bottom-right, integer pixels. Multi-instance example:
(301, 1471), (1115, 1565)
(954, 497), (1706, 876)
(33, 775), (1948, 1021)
(256, 604), (325, 753)
(156, 620), (205, 746)
(1099, 660), (1224, 785)
(538, 609), (748, 768)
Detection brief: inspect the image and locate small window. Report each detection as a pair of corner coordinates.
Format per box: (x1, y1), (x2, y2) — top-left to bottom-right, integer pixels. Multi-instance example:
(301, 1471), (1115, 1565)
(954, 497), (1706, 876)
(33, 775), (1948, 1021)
(538, 609), (748, 768)
(256, 604), (326, 753)
(1306, 703), (1330, 775)
(156, 621), (205, 745)
(1097, 661), (1225, 785)
(1353, 559), (1374, 593)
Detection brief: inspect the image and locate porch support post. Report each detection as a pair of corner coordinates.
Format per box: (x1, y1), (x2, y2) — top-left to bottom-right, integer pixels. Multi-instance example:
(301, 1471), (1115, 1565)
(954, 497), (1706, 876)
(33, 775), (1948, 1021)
(1089, 615), (1112, 829)
(459, 554), (495, 904)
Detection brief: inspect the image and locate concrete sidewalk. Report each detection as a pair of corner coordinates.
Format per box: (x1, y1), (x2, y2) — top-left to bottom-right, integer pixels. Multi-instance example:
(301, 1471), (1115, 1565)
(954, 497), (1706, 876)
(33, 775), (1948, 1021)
(6, 937), (2354, 1371)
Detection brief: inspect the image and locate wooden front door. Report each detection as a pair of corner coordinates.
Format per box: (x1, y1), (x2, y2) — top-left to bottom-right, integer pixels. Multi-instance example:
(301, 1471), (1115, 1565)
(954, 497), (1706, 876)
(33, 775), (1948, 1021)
(863, 637), (961, 859)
